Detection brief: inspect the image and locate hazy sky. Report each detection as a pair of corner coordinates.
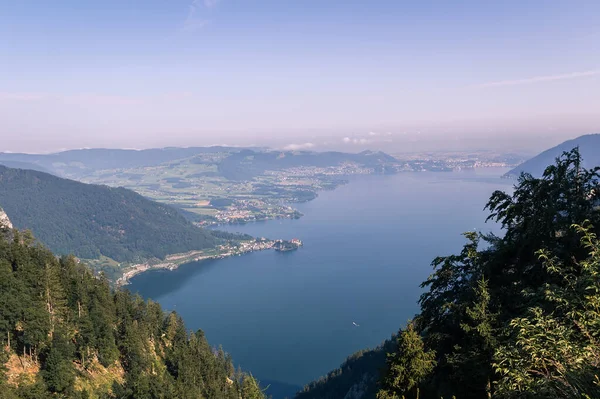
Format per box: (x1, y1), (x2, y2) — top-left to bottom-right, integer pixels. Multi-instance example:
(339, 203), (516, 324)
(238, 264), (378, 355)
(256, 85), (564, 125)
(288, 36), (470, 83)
(1, 0), (599, 153)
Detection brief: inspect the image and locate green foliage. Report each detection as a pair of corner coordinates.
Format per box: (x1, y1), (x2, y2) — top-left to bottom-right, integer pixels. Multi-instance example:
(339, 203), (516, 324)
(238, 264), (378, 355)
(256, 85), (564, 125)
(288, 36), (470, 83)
(0, 228), (263, 399)
(242, 374), (268, 399)
(377, 322), (436, 399)
(0, 165), (219, 264)
(41, 330), (75, 394)
(494, 223), (600, 398)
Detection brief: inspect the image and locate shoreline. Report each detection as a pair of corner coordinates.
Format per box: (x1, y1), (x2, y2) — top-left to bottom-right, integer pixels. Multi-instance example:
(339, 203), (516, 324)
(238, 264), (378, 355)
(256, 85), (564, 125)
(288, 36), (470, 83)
(116, 168), (508, 287)
(115, 238), (300, 287)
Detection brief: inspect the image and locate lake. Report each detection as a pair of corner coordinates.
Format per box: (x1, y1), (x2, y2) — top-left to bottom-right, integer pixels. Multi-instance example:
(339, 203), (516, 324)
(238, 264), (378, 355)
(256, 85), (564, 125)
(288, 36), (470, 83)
(128, 168), (513, 396)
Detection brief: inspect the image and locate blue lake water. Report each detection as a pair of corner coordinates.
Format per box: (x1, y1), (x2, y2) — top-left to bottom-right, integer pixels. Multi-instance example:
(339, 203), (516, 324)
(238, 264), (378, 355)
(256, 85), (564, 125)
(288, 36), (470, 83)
(128, 168), (513, 395)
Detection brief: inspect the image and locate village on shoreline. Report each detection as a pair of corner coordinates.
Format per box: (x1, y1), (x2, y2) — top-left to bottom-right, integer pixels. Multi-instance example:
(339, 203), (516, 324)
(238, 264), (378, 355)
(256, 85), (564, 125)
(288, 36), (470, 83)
(115, 238), (303, 286)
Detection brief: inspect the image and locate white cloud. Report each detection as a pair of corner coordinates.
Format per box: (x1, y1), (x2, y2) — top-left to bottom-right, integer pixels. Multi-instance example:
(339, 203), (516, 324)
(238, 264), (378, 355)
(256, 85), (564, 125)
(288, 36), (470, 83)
(204, 0), (221, 7)
(368, 131), (379, 136)
(476, 69), (600, 88)
(342, 137), (370, 145)
(283, 142), (315, 151)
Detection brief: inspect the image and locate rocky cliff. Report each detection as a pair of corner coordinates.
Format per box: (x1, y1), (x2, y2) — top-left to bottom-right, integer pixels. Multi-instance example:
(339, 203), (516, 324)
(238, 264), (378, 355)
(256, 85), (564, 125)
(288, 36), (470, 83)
(0, 206), (12, 229)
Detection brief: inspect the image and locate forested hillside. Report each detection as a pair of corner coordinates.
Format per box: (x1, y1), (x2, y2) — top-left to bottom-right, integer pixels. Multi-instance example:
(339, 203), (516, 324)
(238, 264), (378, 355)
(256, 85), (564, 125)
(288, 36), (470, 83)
(0, 166), (218, 263)
(299, 148), (600, 399)
(296, 340), (395, 399)
(0, 229), (267, 399)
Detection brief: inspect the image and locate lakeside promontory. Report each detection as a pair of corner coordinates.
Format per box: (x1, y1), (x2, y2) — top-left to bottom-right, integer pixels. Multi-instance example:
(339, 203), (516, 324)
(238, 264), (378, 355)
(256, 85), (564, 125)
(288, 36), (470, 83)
(116, 237), (303, 286)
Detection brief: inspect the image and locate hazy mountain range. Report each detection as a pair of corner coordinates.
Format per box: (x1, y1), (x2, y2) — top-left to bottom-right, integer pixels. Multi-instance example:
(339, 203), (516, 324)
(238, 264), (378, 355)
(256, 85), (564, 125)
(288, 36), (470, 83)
(0, 147), (399, 180)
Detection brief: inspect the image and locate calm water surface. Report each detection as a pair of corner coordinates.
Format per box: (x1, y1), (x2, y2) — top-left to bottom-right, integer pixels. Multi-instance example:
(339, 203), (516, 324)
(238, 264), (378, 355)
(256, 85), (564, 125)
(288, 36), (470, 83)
(129, 169), (513, 391)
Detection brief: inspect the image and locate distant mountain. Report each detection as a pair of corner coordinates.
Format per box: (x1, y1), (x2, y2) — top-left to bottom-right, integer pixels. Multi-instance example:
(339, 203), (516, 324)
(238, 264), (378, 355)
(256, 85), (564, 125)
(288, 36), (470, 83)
(0, 159), (53, 174)
(0, 165), (218, 263)
(0, 146), (258, 179)
(0, 147), (399, 181)
(217, 149), (399, 180)
(505, 133), (600, 177)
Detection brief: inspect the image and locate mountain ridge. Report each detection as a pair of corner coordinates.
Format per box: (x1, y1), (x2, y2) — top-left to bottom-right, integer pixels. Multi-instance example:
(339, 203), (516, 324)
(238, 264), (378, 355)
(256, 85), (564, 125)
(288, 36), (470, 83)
(0, 147), (400, 180)
(505, 133), (600, 177)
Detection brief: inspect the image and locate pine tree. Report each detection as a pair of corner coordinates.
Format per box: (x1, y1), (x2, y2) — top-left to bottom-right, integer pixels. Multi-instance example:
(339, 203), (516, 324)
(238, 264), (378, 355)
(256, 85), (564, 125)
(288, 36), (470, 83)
(41, 329), (75, 394)
(241, 374), (267, 399)
(446, 278), (498, 398)
(377, 322), (436, 399)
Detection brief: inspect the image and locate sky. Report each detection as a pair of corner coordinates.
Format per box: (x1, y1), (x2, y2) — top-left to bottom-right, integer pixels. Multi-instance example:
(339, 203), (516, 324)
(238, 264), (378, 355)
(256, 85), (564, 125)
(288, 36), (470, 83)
(1, 0), (599, 153)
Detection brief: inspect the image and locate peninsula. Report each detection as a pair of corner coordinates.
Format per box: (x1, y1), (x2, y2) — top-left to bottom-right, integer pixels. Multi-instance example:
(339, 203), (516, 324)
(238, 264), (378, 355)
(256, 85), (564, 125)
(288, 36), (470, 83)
(115, 238), (302, 286)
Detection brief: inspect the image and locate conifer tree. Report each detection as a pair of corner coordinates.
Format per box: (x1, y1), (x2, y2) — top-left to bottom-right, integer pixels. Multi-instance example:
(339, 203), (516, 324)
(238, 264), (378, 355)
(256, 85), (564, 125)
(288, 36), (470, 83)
(377, 322), (436, 399)
(241, 374), (267, 399)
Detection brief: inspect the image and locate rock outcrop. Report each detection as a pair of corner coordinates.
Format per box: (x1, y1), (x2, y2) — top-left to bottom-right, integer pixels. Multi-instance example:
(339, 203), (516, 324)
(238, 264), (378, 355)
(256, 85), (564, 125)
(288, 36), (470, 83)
(0, 206), (12, 230)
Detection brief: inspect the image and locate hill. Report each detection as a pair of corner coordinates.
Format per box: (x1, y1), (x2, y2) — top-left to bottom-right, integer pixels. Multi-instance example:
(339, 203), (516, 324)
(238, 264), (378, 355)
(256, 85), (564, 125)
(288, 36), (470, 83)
(0, 146), (258, 179)
(0, 160), (53, 174)
(0, 147), (400, 180)
(0, 165), (218, 265)
(505, 133), (600, 177)
(217, 150), (399, 180)
(0, 229), (266, 399)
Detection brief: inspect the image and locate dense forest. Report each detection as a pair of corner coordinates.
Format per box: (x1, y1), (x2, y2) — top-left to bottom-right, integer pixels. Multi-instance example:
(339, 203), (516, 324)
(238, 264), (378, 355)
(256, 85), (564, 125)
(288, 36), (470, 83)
(296, 339), (396, 399)
(0, 227), (267, 399)
(0, 166), (219, 263)
(298, 148), (600, 399)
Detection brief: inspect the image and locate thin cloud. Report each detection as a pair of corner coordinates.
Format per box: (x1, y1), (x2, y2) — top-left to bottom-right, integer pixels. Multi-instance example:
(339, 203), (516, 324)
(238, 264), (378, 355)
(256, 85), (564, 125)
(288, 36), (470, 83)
(283, 142), (315, 151)
(476, 69), (600, 88)
(342, 137), (370, 145)
(182, 0), (220, 32)
(0, 92), (46, 101)
(0, 91), (165, 106)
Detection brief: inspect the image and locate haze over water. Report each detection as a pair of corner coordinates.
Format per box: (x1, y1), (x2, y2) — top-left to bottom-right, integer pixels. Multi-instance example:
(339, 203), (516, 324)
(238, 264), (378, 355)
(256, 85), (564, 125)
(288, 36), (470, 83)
(129, 169), (512, 389)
